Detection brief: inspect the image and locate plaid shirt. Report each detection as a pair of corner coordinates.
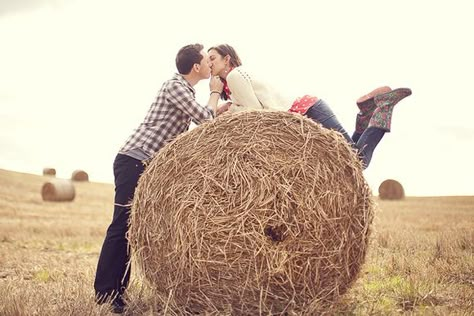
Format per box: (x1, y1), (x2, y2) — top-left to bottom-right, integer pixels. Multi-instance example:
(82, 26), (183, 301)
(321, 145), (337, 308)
(119, 74), (213, 159)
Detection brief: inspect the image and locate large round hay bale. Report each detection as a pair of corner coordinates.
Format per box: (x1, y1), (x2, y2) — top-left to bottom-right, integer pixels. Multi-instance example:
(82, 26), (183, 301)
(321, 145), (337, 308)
(41, 179), (75, 202)
(129, 111), (375, 315)
(71, 170), (88, 182)
(42, 168), (56, 176)
(378, 179), (405, 200)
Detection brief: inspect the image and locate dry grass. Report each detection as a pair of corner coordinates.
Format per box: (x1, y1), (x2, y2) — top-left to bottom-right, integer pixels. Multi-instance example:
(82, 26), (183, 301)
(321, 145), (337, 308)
(0, 168), (473, 315)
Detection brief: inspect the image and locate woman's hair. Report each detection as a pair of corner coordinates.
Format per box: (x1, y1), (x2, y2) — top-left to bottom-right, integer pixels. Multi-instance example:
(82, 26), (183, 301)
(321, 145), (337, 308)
(208, 44), (243, 100)
(208, 44), (242, 68)
(176, 43), (204, 75)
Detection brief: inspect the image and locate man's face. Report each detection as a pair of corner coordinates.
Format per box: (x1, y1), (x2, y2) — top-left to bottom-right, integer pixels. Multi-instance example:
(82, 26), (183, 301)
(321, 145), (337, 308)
(208, 49), (226, 77)
(197, 50), (212, 79)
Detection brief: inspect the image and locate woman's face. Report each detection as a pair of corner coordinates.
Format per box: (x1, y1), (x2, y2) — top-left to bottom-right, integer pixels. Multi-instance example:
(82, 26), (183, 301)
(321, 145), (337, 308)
(208, 49), (228, 78)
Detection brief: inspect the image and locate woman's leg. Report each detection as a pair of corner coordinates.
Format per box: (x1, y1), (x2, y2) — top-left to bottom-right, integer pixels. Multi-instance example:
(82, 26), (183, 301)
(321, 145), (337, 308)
(368, 88), (412, 132)
(305, 99), (384, 169)
(356, 88), (413, 168)
(355, 127), (385, 168)
(305, 99), (353, 143)
(352, 86), (392, 143)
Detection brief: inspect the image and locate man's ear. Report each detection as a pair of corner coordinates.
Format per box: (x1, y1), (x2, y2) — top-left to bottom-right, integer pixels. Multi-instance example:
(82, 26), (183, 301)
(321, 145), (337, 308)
(193, 63), (200, 73)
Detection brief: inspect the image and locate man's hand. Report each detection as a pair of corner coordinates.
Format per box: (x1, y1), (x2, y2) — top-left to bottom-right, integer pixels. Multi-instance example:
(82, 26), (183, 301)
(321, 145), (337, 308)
(210, 76), (224, 93)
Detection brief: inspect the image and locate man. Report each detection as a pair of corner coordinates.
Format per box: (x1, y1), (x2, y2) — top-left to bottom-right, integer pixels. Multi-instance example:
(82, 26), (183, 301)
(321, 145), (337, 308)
(94, 43), (225, 314)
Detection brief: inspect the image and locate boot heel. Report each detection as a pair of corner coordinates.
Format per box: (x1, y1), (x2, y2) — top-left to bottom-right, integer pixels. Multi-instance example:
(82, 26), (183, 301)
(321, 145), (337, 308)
(356, 86), (392, 106)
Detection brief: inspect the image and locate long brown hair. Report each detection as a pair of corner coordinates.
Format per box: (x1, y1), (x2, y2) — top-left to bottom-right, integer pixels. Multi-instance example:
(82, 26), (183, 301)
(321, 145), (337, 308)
(208, 44), (242, 68)
(208, 44), (243, 100)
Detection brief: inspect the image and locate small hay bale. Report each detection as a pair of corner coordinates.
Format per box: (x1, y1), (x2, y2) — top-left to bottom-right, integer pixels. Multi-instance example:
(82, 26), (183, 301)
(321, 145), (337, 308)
(41, 179), (75, 202)
(71, 170), (88, 182)
(129, 111), (375, 315)
(42, 168), (56, 176)
(378, 179), (405, 200)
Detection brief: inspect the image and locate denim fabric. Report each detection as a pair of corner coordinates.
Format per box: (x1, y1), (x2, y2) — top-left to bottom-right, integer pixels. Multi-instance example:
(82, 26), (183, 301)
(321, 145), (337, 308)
(305, 99), (385, 168)
(356, 127), (384, 168)
(94, 153), (145, 300)
(352, 131), (362, 143)
(305, 100), (352, 143)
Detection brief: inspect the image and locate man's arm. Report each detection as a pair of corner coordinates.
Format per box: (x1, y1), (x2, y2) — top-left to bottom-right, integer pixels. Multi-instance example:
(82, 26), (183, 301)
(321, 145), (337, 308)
(168, 82), (214, 123)
(206, 76), (224, 116)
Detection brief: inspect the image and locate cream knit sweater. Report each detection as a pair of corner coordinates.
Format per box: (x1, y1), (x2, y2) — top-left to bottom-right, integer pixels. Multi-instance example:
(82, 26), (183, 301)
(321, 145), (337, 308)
(226, 66), (292, 113)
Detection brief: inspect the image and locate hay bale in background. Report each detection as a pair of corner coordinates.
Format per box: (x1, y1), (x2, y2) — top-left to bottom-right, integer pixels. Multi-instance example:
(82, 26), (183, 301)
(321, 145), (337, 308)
(71, 170), (88, 182)
(378, 179), (405, 200)
(129, 111), (375, 315)
(41, 179), (75, 202)
(42, 168), (56, 177)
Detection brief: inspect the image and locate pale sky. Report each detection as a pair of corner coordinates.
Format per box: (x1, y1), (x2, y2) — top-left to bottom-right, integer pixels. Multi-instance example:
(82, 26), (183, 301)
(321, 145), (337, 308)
(1, 0), (473, 196)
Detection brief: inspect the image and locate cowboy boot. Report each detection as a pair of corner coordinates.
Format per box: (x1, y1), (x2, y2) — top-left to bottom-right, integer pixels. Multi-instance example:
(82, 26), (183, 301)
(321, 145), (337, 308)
(367, 88), (412, 132)
(352, 86), (392, 142)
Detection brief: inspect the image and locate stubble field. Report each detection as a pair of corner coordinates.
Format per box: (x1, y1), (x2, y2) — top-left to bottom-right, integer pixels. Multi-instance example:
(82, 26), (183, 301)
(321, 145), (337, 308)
(0, 168), (473, 315)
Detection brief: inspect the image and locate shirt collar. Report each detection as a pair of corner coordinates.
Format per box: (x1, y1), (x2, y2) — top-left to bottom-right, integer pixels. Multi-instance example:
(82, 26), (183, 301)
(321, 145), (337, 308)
(173, 73), (196, 95)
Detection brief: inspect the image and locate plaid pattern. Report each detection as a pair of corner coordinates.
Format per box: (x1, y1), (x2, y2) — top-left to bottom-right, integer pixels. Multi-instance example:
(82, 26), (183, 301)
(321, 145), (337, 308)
(119, 74), (213, 159)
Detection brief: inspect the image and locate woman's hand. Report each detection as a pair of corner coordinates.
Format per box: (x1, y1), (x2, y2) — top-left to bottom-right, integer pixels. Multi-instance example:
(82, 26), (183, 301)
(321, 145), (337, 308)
(216, 102), (232, 116)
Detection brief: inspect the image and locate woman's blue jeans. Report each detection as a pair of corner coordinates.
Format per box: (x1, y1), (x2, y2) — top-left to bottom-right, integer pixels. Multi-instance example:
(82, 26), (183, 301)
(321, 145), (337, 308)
(305, 99), (384, 169)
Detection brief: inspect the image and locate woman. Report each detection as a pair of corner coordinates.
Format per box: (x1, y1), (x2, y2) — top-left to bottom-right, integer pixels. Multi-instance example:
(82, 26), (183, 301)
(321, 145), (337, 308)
(208, 44), (411, 169)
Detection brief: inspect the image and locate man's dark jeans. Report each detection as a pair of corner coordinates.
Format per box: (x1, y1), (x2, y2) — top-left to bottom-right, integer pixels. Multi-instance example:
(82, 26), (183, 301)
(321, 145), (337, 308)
(94, 153), (145, 301)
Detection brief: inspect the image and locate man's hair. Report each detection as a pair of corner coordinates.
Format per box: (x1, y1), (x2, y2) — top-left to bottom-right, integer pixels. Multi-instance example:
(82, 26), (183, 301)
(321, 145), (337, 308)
(176, 43), (204, 75)
(208, 44), (242, 68)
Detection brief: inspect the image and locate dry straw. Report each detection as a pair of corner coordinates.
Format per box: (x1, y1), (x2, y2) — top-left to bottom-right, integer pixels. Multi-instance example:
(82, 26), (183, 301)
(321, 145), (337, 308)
(129, 111), (375, 315)
(41, 179), (75, 202)
(378, 179), (405, 200)
(71, 170), (89, 182)
(42, 168), (56, 176)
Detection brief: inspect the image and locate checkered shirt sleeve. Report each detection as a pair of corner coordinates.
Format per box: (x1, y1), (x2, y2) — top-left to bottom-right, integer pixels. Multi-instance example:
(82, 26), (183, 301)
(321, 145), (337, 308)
(119, 74), (213, 158)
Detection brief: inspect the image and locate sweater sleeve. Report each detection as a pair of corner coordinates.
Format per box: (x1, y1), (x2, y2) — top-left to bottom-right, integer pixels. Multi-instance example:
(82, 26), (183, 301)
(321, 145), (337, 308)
(226, 68), (264, 112)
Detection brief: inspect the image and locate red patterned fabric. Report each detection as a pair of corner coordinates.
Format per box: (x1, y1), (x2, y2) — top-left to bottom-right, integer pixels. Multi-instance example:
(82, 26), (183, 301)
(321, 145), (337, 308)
(288, 95), (319, 114)
(222, 67), (234, 100)
(222, 80), (231, 99)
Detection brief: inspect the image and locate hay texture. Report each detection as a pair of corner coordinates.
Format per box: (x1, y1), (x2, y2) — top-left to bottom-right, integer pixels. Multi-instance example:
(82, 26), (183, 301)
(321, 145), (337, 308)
(42, 168), (56, 176)
(378, 179), (405, 200)
(129, 111), (375, 315)
(41, 179), (75, 202)
(71, 170), (88, 182)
